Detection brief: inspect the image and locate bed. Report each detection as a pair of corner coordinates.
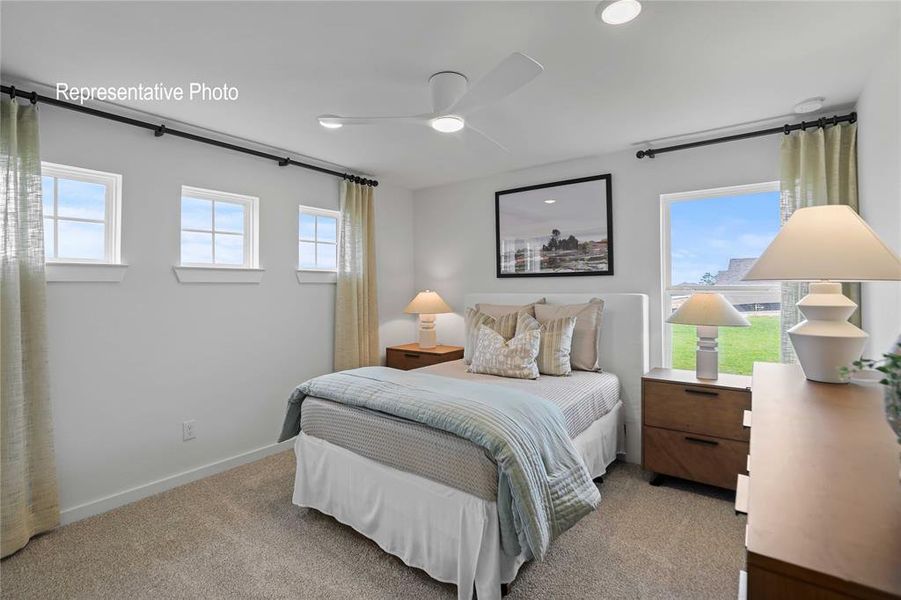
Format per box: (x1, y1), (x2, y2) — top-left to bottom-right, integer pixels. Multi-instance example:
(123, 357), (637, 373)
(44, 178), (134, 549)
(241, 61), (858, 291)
(286, 293), (649, 600)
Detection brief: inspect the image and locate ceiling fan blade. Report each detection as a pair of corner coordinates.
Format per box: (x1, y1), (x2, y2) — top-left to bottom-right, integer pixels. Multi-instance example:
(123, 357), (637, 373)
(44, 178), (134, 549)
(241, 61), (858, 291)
(318, 113), (433, 127)
(449, 52), (543, 115)
(464, 123), (510, 153)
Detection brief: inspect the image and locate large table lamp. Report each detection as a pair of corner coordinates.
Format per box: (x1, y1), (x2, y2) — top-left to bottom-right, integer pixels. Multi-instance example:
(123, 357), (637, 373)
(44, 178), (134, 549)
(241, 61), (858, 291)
(404, 290), (452, 349)
(667, 292), (750, 380)
(743, 205), (901, 383)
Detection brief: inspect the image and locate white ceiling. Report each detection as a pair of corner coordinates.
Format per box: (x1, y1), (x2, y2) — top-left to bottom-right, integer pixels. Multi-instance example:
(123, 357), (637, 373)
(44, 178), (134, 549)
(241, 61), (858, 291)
(2, 1), (898, 189)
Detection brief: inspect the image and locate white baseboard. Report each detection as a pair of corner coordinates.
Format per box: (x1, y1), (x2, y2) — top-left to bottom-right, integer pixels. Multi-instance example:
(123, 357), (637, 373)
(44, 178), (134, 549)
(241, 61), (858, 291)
(59, 440), (294, 526)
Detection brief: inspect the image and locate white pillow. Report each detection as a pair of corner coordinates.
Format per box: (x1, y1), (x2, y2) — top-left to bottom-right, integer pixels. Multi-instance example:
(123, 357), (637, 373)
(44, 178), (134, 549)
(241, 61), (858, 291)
(468, 325), (540, 380)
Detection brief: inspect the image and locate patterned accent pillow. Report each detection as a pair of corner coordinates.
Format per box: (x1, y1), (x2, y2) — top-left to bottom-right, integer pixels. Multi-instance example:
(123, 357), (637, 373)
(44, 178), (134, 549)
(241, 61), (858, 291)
(534, 299), (604, 371)
(469, 325), (540, 380)
(518, 313), (576, 376)
(463, 308), (522, 364)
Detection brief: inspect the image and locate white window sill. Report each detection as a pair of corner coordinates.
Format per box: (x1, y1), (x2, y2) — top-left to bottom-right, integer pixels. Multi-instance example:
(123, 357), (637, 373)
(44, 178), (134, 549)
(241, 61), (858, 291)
(46, 263), (128, 283)
(173, 266), (264, 284)
(296, 270), (337, 284)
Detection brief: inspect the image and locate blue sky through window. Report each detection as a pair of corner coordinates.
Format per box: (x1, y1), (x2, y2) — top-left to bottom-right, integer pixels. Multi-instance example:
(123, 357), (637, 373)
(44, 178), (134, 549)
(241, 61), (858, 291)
(670, 191), (780, 285)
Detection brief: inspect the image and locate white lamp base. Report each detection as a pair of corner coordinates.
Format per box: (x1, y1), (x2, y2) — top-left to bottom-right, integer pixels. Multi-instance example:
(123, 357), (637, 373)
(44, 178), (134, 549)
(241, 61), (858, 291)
(789, 282), (867, 384)
(418, 314), (437, 349)
(695, 325), (719, 380)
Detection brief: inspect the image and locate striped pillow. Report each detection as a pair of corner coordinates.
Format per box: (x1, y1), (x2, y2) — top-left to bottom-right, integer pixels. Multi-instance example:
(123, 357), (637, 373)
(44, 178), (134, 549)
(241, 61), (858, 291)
(469, 325), (540, 380)
(534, 299), (604, 371)
(463, 308), (520, 364)
(518, 313), (576, 376)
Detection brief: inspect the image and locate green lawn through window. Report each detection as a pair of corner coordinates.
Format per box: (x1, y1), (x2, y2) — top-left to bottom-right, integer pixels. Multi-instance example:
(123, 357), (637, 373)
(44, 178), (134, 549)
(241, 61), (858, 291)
(671, 315), (781, 376)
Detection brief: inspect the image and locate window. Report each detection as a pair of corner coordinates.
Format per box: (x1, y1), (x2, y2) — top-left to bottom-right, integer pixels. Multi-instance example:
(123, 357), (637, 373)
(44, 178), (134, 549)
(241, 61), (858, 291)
(42, 162), (122, 264)
(661, 182), (781, 376)
(298, 206), (339, 271)
(180, 186), (258, 268)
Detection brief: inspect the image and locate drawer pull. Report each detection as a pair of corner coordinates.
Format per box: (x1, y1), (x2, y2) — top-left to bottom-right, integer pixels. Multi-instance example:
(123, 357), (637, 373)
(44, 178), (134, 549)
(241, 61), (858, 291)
(404, 353), (421, 359)
(684, 387), (719, 397)
(684, 436), (719, 446)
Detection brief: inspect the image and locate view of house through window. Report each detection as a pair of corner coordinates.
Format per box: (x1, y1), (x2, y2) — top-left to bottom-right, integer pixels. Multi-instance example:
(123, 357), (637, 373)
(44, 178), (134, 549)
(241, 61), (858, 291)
(663, 182), (782, 375)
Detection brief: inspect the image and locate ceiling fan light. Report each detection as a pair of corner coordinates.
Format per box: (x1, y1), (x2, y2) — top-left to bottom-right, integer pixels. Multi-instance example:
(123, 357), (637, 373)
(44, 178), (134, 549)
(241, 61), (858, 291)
(599, 0), (642, 25)
(318, 116), (343, 129)
(431, 115), (465, 133)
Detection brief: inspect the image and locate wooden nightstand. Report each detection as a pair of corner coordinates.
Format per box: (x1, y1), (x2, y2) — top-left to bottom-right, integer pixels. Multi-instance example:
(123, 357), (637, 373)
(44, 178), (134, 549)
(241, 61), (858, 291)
(641, 368), (751, 490)
(386, 343), (464, 371)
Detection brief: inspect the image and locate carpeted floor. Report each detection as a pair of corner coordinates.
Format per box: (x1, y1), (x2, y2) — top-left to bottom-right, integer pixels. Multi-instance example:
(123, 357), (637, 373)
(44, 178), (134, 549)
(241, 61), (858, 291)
(1, 451), (745, 599)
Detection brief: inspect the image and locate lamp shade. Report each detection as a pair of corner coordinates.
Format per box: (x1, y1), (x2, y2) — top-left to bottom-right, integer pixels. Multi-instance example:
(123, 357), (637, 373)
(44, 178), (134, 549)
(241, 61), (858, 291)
(667, 292), (750, 327)
(404, 290), (452, 315)
(743, 205), (901, 282)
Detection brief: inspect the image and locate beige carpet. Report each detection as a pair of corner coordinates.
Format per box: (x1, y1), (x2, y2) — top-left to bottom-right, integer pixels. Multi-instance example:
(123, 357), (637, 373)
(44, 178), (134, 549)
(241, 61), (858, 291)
(1, 451), (745, 599)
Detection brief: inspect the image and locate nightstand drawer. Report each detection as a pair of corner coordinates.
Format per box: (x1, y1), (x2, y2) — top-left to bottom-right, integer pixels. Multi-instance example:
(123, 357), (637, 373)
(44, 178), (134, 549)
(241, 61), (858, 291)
(644, 380), (750, 441)
(386, 348), (462, 370)
(643, 426), (748, 489)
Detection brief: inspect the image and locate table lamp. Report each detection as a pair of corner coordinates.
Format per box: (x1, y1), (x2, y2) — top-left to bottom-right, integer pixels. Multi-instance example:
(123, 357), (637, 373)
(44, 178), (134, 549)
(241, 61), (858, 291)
(667, 292), (750, 380)
(404, 290), (452, 349)
(743, 205), (901, 383)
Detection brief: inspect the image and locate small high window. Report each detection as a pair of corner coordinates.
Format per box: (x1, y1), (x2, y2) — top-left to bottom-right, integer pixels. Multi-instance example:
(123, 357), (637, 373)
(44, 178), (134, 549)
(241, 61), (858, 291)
(179, 186), (258, 268)
(298, 206), (339, 271)
(42, 162), (122, 264)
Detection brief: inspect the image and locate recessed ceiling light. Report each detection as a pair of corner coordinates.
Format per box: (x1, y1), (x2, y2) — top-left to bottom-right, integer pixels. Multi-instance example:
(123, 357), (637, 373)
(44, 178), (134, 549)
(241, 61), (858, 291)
(544, 199), (556, 204)
(430, 115), (465, 133)
(598, 0), (642, 25)
(318, 115), (343, 129)
(794, 97), (825, 114)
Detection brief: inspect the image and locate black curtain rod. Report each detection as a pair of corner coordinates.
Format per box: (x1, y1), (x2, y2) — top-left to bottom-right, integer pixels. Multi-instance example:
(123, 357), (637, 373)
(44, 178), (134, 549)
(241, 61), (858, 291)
(1, 84), (378, 187)
(636, 112), (857, 159)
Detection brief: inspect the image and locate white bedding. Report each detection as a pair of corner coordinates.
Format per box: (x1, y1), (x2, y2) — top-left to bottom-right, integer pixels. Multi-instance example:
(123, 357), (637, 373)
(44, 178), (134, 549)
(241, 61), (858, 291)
(293, 402), (622, 600)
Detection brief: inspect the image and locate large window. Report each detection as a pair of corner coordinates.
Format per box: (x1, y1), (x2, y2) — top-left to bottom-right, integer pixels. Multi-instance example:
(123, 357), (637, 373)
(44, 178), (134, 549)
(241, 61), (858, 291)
(661, 182), (781, 376)
(298, 206), (339, 271)
(180, 186), (258, 268)
(42, 162), (122, 264)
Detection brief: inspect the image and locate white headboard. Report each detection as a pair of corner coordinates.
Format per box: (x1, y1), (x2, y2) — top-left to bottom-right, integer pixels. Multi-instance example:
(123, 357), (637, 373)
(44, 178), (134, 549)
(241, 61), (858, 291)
(463, 293), (649, 463)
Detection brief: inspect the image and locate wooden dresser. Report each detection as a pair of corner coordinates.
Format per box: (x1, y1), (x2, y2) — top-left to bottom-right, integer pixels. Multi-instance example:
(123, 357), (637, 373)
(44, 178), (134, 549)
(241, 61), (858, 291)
(386, 343), (463, 371)
(642, 368), (752, 490)
(741, 362), (901, 599)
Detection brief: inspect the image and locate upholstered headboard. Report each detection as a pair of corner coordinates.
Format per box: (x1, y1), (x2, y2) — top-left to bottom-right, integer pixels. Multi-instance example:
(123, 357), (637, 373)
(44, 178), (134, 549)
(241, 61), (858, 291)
(463, 293), (649, 463)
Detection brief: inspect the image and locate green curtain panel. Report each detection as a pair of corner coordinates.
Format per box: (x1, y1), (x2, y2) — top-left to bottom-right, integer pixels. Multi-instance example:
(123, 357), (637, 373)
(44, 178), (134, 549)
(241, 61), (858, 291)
(334, 181), (379, 370)
(1, 98), (60, 557)
(779, 123), (860, 363)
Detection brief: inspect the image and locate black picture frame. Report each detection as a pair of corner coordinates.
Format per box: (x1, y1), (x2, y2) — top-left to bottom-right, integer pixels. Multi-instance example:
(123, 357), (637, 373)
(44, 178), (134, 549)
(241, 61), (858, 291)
(495, 174), (614, 278)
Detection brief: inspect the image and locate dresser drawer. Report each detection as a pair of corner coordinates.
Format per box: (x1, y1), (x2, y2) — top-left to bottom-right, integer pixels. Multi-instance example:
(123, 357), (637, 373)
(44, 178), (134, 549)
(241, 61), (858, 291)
(643, 426), (748, 489)
(644, 380), (750, 441)
(386, 349), (460, 370)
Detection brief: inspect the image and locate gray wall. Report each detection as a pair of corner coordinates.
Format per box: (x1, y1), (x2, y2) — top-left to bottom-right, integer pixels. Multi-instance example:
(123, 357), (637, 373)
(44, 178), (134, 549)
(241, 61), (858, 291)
(38, 107), (415, 521)
(411, 136), (782, 370)
(858, 21), (901, 357)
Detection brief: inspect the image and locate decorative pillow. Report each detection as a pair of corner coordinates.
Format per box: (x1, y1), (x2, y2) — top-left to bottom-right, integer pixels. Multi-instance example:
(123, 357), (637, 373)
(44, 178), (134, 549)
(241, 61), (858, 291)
(534, 299), (604, 371)
(474, 297), (546, 319)
(463, 308), (521, 364)
(519, 313), (576, 376)
(469, 325), (540, 379)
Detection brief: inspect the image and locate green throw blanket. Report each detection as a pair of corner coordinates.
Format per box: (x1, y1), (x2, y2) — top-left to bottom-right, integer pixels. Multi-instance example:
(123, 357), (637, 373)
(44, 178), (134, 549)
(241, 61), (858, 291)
(278, 367), (601, 560)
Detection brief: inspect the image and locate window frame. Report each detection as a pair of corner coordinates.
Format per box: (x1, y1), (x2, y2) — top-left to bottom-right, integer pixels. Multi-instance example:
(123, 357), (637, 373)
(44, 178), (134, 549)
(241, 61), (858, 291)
(660, 181), (781, 369)
(298, 205), (340, 272)
(41, 162), (123, 265)
(179, 185), (259, 269)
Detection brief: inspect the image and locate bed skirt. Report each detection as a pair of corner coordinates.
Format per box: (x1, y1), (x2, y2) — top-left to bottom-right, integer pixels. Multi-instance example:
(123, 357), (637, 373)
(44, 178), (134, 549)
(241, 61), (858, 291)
(292, 401), (623, 600)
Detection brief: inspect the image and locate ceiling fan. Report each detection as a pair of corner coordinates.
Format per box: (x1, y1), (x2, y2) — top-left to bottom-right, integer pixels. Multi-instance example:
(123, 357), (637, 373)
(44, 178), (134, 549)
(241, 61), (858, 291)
(317, 52), (544, 151)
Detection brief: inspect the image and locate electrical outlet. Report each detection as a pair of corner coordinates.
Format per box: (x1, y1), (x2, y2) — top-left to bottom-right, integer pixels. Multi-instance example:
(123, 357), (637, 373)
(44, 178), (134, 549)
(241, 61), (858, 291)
(182, 420), (196, 441)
